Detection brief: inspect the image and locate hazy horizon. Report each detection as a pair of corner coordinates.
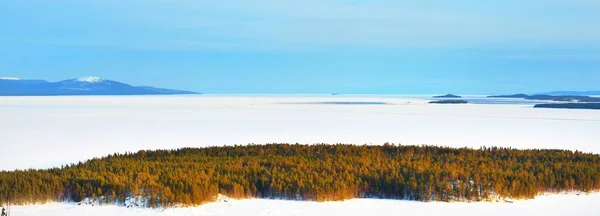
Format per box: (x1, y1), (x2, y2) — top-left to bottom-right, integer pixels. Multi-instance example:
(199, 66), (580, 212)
(2, 75), (599, 95)
(2, 1), (600, 94)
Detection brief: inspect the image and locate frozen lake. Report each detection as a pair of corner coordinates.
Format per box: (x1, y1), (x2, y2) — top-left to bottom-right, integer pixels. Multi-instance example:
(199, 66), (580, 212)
(1, 95), (599, 171)
(1, 95), (599, 216)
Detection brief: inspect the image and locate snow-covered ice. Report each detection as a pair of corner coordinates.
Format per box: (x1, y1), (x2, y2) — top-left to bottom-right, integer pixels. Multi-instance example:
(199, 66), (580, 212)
(8, 193), (600, 216)
(1, 95), (599, 171)
(1, 95), (600, 215)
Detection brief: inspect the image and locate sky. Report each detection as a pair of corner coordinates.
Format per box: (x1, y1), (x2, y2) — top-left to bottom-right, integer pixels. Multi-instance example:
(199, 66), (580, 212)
(1, 0), (599, 94)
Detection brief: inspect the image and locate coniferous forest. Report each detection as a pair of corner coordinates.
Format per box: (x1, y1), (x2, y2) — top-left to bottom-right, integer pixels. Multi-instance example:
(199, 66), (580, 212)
(1, 144), (599, 208)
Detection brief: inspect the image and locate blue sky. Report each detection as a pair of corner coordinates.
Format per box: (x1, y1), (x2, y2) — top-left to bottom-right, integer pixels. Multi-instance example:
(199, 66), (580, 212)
(1, 0), (599, 94)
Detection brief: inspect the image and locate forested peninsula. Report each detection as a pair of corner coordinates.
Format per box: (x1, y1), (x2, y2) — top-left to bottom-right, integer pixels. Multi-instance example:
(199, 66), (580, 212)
(1, 144), (599, 208)
(534, 103), (600, 110)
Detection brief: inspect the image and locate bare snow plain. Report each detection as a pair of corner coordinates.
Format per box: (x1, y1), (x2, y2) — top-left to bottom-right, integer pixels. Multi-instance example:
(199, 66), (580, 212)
(1, 95), (600, 215)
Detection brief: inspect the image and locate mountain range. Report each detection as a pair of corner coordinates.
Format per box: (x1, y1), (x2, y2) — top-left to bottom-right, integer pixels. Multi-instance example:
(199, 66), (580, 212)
(0, 77), (198, 96)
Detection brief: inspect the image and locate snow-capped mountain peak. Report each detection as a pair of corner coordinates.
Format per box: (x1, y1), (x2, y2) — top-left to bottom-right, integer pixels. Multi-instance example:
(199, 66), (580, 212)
(77, 76), (104, 83)
(1, 76), (199, 96)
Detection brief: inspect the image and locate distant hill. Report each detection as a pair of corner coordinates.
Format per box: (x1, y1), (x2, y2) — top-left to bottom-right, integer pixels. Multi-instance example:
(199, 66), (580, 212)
(0, 77), (198, 96)
(432, 94), (462, 98)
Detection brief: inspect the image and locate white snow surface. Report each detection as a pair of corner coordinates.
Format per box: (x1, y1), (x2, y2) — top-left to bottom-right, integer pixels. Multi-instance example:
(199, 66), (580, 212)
(0, 77), (20, 80)
(9, 193), (600, 216)
(76, 76), (104, 83)
(1, 95), (599, 171)
(2, 95), (600, 215)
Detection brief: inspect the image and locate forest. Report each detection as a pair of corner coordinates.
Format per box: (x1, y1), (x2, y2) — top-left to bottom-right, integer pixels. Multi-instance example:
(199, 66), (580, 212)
(1, 144), (599, 208)
(534, 103), (600, 110)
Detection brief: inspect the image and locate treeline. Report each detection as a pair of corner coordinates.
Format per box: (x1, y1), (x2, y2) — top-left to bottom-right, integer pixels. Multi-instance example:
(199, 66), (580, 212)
(1, 144), (599, 207)
(534, 103), (600, 110)
(429, 100), (468, 104)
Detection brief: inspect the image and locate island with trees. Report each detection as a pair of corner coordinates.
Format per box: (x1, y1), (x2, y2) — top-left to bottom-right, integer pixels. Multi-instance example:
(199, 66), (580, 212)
(534, 103), (600, 110)
(429, 100), (469, 104)
(1, 144), (599, 208)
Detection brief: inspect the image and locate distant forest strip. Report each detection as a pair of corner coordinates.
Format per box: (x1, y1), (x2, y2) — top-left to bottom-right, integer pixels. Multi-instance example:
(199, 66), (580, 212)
(1, 144), (600, 208)
(534, 103), (600, 110)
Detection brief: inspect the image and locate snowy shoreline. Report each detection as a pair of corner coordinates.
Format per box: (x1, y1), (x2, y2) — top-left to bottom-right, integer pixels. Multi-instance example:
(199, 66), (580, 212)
(9, 192), (600, 216)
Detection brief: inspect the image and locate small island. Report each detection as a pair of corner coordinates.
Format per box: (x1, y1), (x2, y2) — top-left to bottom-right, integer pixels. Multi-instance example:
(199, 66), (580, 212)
(534, 103), (600, 110)
(429, 100), (469, 104)
(433, 94), (462, 98)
